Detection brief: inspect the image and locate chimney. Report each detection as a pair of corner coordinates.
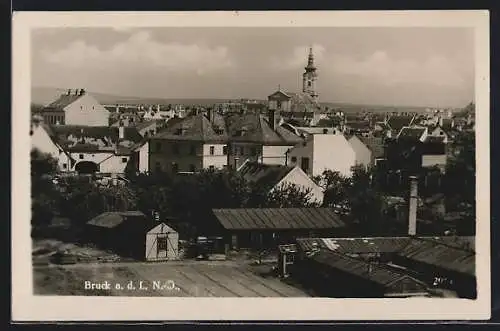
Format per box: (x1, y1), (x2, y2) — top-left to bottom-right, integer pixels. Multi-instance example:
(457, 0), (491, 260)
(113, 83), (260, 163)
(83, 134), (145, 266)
(207, 108), (215, 123)
(74, 89), (79, 96)
(408, 175), (418, 236)
(268, 109), (278, 130)
(234, 157), (240, 170)
(118, 121), (125, 140)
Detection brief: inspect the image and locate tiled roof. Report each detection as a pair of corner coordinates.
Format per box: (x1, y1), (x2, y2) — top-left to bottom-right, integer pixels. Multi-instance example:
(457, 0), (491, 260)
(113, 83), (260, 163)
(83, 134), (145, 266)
(211, 208), (346, 230)
(87, 211), (147, 228)
(358, 136), (385, 158)
(310, 250), (419, 287)
(387, 115), (415, 132)
(285, 92), (321, 113)
(397, 237), (475, 276)
(425, 136), (446, 143)
(47, 125), (143, 150)
(154, 112), (228, 143)
(297, 236), (476, 276)
(41, 93), (84, 111)
(346, 121), (371, 130)
(226, 113), (303, 145)
(397, 127), (426, 140)
(238, 162), (294, 188)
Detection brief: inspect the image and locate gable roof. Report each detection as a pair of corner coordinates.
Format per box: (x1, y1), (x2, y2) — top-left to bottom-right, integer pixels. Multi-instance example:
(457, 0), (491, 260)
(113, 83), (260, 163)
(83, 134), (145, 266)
(358, 136), (385, 159)
(47, 125), (142, 147)
(387, 115), (415, 132)
(346, 121), (371, 131)
(153, 112), (228, 143)
(397, 126), (427, 140)
(212, 208), (346, 230)
(87, 211), (147, 228)
(226, 114), (303, 145)
(41, 93), (84, 112)
(238, 161), (295, 188)
(268, 90), (291, 99)
(297, 236), (475, 277)
(284, 92), (321, 113)
(310, 250), (424, 288)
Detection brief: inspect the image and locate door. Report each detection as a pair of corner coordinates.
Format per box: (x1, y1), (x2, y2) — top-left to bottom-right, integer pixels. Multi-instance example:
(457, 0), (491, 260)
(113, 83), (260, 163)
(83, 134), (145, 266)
(156, 234), (168, 259)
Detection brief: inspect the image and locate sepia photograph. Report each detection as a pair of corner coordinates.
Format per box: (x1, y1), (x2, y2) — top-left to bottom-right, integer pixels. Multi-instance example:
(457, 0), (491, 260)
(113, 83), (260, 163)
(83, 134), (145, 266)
(12, 11), (490, 321)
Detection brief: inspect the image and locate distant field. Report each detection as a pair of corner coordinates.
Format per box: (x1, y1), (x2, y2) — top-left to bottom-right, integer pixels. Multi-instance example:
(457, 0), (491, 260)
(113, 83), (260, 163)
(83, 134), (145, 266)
(33, 261), (310, 297)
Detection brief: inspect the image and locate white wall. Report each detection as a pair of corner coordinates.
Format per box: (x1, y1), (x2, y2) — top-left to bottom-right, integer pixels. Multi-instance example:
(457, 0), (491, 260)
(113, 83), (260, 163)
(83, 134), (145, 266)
(313, 135), (356, 178)
(202, 143), (228, 169)
(31, 125), (72, 171)
(138, 142), (149, 173)
(145, 223), (179, 261)
(262, 145), (292, 165)
(277, 166), (324, 205)
(64, 94), (110, 127)
(348, 136), (372, 168)
(69, 151), (129, 173)
(287, 138), (313, 175)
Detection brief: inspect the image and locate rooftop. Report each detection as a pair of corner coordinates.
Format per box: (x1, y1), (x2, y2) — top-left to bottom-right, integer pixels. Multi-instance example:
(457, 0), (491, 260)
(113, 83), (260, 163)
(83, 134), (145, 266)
(238, 162), (295, 189)
(212, 208), (346, 230)
(87, 211), (148, 228)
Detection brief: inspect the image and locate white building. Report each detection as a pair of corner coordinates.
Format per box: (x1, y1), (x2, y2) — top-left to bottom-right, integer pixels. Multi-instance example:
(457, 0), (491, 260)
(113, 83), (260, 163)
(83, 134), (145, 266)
(37, 89), (110, 127)
(287, 132), (357, 178)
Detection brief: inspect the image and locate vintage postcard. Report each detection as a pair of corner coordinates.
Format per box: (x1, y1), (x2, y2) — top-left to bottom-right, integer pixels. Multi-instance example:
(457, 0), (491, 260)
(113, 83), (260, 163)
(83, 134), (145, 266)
(12, 10), (490, 321)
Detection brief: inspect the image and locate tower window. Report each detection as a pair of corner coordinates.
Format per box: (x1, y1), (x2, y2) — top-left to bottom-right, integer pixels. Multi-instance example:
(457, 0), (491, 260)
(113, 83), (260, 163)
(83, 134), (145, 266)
(308, 81), (312, 87)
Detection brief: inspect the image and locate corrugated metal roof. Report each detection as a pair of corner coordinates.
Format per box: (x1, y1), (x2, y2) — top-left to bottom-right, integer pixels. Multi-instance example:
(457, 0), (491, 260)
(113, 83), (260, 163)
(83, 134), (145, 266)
(297, 236), (476, 276)
(398, 237), (475, 276)
(310, 250), (416, 287)
(212, 208), (345, 230)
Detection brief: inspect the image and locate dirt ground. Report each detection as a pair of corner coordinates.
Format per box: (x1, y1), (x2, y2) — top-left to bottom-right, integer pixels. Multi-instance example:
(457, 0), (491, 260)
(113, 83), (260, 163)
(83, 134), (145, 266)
(33, 261), (310, 297)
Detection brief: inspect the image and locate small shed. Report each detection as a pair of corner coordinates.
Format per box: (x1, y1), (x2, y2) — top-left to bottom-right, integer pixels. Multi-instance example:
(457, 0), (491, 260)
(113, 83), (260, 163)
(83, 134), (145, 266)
(145, 223), (179, 261)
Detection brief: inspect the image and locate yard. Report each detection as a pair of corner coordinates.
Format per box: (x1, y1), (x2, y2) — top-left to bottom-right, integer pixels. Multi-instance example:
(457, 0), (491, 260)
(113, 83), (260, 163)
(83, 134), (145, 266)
(33, 261), (310, 297)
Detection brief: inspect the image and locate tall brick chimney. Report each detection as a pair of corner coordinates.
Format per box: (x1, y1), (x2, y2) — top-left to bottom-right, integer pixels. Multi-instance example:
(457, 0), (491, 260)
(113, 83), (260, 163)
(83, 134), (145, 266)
(268, 109), (278, 131)
(408, 175), (418, 236)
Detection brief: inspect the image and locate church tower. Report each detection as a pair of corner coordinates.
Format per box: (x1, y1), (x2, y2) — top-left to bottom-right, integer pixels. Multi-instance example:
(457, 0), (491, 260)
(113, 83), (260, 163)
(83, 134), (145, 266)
(302, 47), (319, 102)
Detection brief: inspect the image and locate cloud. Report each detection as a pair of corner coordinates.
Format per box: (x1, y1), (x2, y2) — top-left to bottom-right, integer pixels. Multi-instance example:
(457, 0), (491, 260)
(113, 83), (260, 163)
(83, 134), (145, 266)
(271, 43), (326, 70)
(328, 50), (467, 88)
(40, 31), (234, 75)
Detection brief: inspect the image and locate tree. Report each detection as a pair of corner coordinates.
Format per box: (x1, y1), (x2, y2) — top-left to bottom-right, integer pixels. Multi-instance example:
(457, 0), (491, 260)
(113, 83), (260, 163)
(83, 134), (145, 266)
(31, 149), (60, 227)
(313, 170), (350, 208)
(261, 183), (320, 208)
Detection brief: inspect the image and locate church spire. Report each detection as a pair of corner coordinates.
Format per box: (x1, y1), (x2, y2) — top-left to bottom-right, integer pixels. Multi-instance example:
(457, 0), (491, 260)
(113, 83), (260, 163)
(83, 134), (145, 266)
(307, 46), (315, 69)
(302, 46), (318, 101)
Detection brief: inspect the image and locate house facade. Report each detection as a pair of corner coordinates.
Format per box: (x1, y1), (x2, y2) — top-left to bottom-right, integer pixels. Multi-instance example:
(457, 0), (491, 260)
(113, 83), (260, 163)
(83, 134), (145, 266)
(149, 111), (229, 174)
(238, 161), (324, 205)
(31, 123), (143, 174)
(287, 132), (357, 178)
(226, 110), (303, 169)
(348, 135), (372, 169)
(38, 89), (110, 127)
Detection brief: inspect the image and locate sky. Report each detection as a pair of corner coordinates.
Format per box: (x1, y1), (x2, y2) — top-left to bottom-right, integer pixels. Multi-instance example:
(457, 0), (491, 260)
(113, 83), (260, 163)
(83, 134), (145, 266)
(31, 27), (475, 108)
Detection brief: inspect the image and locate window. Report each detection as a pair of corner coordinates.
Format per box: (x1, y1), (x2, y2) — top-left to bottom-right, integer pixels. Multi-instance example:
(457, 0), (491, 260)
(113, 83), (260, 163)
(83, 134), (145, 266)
(308, 81), (312, 87)
(440, 131), (444, 135)
(122, 157), (128, 163)
(92, 106), (95, 110)
(209, 146), (215, 155)
(172, 163), (179, 173)
(155, 162), (162, 172)
(62, 163), (67, 169)
(190, 145), (196, 155)
(155, 142), (161, 152)
(223, 145), (228, 155)
(189, 164), (196, 172)
(301, 157), (310, 173)
(277, 101), (282, 109)
(209, 165), (215, 171)
(79, 154), (84, 160)
(291, 156), (297, 163)
(80, 106), (83, 110)
(157, 236), (167, 251)
(251, 147), (257, 156)
(172, 145), (179, 155)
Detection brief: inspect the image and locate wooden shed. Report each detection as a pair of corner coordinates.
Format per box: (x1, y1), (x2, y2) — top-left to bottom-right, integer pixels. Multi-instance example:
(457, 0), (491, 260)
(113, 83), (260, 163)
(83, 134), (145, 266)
(145, 223), (179, 261)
